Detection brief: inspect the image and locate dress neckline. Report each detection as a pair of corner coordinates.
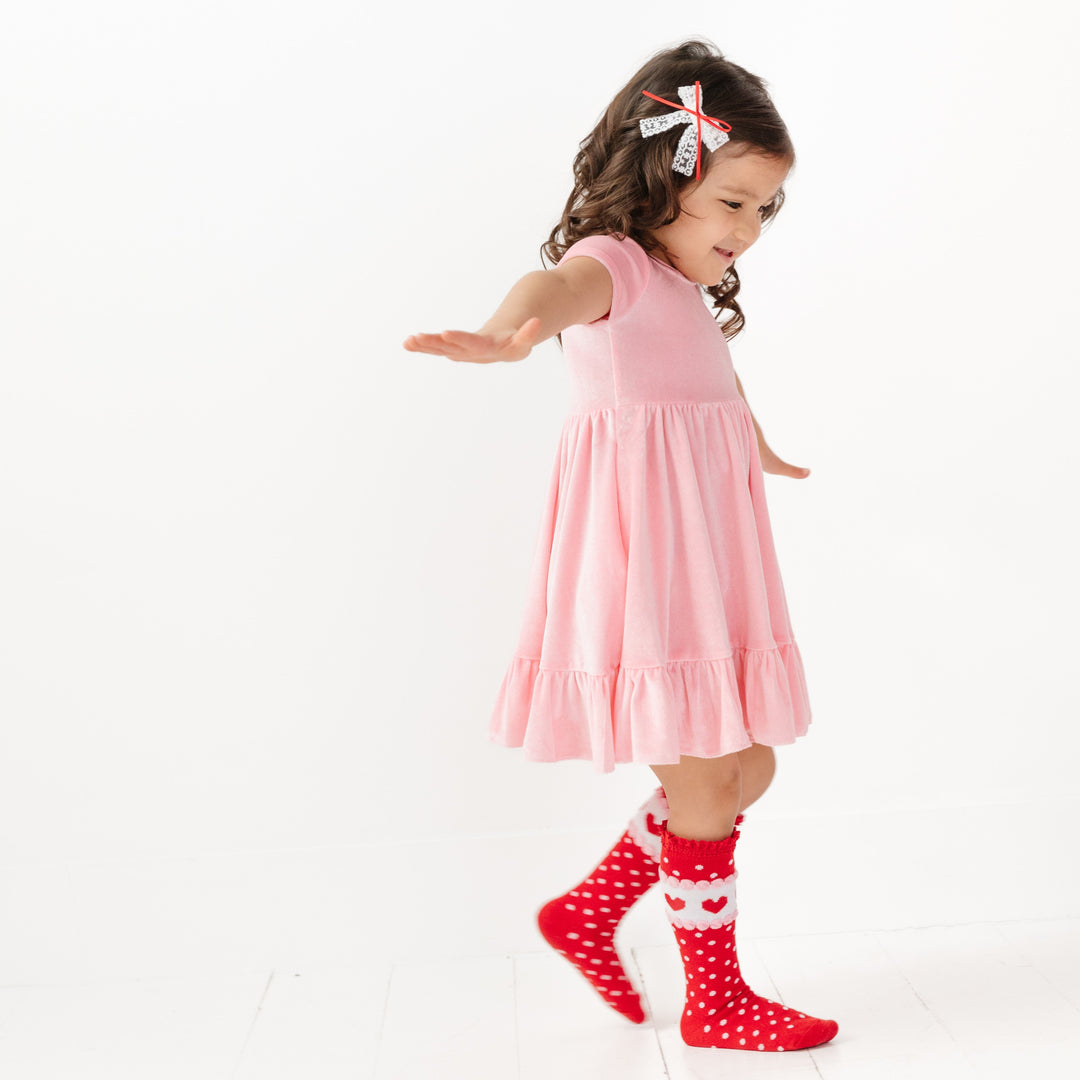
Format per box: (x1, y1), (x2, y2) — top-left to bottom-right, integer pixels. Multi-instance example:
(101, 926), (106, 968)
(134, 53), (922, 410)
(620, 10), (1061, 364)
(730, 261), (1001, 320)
(623, 235), (700, 288)
(646, 253), (699, 285)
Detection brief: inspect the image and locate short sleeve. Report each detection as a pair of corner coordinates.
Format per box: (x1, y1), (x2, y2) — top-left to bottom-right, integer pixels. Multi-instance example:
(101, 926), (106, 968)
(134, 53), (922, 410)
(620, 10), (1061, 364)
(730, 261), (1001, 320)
(558, 233), (651, 323)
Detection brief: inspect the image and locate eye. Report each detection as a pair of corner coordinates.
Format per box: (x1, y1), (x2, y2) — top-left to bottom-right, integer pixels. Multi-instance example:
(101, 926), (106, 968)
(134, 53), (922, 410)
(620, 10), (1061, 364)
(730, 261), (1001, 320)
(722, 200), (773, 217)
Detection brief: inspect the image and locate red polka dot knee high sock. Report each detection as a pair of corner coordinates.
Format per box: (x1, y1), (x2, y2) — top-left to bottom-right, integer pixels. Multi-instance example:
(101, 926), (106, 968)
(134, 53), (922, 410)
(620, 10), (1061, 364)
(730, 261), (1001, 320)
(537, 787), (743, 1024)
(659, 819), (838, 1051)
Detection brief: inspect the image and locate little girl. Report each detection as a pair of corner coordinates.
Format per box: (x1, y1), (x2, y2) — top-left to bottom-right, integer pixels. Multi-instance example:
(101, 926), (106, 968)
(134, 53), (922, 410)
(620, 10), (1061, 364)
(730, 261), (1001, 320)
(403, 39), (838, 1053)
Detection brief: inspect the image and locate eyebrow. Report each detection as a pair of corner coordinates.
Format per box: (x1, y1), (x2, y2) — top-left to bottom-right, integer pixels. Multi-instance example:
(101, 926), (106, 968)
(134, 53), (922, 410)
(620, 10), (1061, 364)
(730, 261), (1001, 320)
(718, 186), (781, 202)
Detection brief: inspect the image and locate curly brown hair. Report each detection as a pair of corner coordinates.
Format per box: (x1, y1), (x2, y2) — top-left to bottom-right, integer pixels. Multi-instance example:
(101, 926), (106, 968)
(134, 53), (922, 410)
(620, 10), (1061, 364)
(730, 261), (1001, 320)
(544, 38), (795, 347)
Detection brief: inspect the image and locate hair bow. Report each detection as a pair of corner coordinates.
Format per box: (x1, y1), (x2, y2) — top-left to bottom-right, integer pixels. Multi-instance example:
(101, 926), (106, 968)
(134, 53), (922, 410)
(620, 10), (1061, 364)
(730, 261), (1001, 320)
(639, 81), (731, 180)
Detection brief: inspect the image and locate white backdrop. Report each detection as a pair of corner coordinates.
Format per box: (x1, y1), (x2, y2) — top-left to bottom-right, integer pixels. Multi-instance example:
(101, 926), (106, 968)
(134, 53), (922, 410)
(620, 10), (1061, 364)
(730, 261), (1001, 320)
(1, 0), (1077, 868)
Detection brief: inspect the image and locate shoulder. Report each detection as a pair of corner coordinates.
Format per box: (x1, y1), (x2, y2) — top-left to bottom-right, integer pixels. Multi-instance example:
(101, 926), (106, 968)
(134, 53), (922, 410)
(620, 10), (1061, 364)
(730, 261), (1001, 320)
(557, 233), (652, 322)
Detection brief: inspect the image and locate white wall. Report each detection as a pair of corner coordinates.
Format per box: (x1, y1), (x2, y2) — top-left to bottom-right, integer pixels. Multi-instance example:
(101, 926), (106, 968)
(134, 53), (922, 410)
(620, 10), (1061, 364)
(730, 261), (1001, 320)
(1, 0), (1077, 866)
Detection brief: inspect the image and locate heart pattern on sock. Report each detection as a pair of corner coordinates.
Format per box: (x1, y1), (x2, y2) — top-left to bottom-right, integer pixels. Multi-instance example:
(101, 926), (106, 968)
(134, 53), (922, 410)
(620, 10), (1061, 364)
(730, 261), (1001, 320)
(536, 787), (749, 1028)
(660, 821), (839, 1052)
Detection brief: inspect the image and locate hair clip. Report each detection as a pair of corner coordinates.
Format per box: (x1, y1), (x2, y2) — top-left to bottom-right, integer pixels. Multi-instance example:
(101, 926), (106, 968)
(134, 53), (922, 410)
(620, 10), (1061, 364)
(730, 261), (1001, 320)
(640, 81), (731, 180)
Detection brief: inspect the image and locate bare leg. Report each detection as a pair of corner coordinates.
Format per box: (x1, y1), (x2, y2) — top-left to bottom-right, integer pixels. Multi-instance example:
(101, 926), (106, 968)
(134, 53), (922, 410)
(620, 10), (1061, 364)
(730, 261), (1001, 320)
(650, 752), (742, 841)
(734, 742), (776, 811)
(650, 744), (776, 842)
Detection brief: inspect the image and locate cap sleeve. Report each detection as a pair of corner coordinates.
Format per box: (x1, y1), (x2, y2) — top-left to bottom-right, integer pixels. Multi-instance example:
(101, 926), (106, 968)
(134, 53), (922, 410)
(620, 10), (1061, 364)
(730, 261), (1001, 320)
(558, 233), (651, 323)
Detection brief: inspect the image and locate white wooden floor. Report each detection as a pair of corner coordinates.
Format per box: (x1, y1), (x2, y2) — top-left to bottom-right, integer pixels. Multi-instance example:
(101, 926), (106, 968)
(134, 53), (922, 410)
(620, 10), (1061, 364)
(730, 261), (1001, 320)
(0, 917), (1076, 1077)
(2, 803), (1077, 1076)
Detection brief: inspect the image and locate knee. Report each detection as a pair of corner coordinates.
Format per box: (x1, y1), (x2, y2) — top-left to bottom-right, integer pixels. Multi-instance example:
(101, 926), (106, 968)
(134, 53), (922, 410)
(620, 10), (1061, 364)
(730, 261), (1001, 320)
(652, 753), (742, 812)
(741, 742), (776, 779)
(756, 743), (777, 780)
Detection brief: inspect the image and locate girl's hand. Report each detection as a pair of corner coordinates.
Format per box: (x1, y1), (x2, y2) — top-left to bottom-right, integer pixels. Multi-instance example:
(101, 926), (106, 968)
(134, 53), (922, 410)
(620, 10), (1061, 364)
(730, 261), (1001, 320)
(402, 317), (543, 364)
(758, 441), (811, 479)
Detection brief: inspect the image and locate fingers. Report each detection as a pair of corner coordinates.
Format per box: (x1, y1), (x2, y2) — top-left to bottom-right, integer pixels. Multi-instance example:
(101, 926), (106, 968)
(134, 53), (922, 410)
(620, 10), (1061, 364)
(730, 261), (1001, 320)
(402, 331), (474, 358)
(783, 463), (811, 478)
(403, 319), (538, 362)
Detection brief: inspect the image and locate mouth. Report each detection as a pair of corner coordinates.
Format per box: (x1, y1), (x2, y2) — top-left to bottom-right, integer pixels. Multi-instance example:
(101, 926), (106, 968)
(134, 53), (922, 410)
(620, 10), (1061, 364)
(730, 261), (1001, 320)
(714, 247), (734, 259)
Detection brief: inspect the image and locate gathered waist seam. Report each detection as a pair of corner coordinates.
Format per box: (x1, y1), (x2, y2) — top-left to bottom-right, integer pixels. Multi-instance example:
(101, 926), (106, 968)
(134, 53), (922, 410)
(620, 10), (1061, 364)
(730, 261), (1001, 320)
(567, 398), (745, 419)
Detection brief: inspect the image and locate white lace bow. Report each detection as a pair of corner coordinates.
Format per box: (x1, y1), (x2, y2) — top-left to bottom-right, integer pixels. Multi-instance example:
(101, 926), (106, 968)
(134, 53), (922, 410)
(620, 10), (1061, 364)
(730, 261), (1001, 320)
(639, 82), (731, 178)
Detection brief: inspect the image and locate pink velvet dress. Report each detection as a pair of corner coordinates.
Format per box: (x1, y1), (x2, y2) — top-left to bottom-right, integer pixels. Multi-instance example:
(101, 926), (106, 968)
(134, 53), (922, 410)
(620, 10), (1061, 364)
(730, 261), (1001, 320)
(488, 233), (812, 774)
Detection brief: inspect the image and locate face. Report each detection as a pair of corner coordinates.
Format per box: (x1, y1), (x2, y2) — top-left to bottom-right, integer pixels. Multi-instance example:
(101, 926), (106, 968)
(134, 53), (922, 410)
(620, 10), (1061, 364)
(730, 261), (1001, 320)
(647, 144), (791, 286)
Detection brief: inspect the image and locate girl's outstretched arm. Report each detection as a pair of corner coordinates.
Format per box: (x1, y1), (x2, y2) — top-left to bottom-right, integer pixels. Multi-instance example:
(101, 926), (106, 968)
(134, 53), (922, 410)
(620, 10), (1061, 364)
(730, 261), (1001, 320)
(402, 258), (613, 365)
(735, 370), (810, 479)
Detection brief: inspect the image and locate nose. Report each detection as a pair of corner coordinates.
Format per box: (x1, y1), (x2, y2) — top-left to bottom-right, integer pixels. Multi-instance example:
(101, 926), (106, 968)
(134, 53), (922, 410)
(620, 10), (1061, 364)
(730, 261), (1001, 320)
(731, 218), (761, 252)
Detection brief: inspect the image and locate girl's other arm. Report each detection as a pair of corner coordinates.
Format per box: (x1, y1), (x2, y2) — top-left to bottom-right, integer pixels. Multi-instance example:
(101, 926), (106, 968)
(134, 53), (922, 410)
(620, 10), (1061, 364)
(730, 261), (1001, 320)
(734, 371), (765, 446)
(403, 257), (613, 365)
(735, 370), (811, 479)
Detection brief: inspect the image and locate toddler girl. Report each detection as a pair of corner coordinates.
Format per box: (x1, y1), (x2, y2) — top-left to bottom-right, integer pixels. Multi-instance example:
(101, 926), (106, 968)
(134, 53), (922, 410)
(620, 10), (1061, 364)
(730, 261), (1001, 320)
(403, 38), (838, 1053)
